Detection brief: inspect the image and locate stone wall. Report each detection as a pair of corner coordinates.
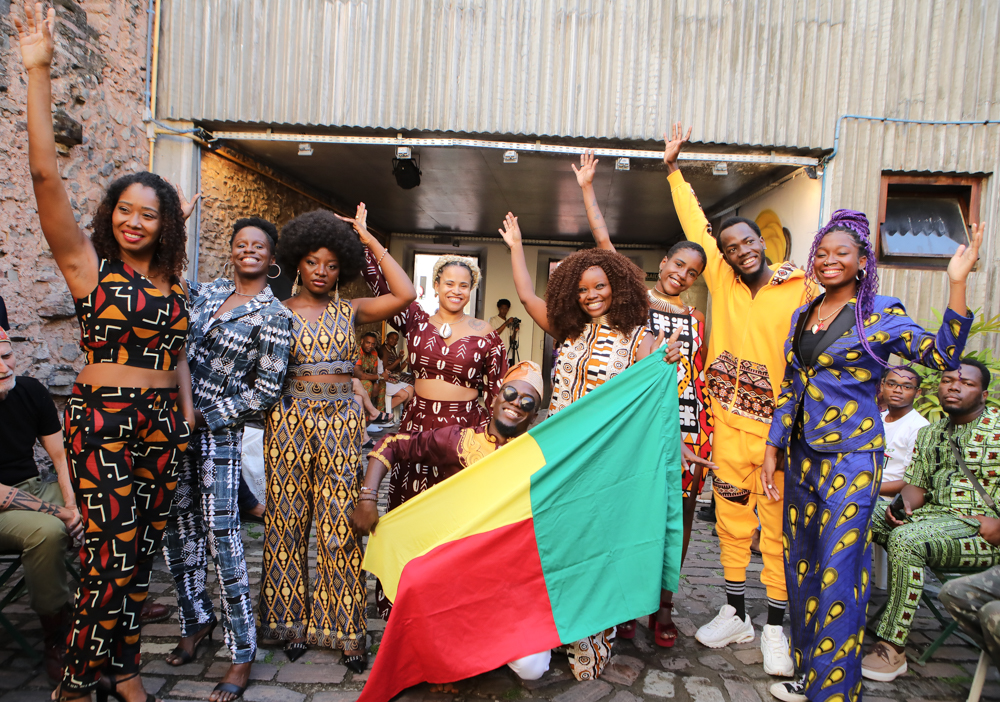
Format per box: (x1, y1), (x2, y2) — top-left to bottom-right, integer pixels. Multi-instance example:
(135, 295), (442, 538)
(0, 0), (150, 395)
(198, 149), (378, 315)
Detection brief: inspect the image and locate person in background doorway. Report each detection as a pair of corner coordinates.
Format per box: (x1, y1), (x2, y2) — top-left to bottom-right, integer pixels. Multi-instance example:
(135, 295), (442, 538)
(381, 330), (414, 416)
(879, 367), (929, 496)
(574, 148), (715, 647)
(489, 299), (518, 359)
(356, 331), (387, 412)
(664, 123), (808, 678)
(361, 239), (508, 618)
(0, 327), (82, 683)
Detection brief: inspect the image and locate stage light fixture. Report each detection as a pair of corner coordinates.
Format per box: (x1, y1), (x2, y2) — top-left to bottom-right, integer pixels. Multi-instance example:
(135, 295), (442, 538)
(396, 146), (412, 159)
(616, 157), (630, 171)
(503, 150), (518, 164)
(713, 162), (728, 176)
(392, 155), (422, 189)
(298, 143), (313, 156)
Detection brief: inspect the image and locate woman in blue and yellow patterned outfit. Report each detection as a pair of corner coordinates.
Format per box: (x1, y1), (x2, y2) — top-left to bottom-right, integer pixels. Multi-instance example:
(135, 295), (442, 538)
(760, 209), (983, 702)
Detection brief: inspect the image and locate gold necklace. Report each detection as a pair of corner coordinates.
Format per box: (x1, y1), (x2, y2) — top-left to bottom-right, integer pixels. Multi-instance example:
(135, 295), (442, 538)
(811, 299), (849, 334)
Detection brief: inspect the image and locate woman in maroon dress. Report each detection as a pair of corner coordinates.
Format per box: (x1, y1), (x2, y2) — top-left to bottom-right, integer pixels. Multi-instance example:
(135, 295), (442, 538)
(359, 243), (508, 616)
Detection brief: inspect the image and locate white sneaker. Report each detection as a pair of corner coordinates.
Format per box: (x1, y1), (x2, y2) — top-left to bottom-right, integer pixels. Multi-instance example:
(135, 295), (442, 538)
(769, 678), (807, 702)
(695, 605), (755, 648)
(760, 624), (795, 677)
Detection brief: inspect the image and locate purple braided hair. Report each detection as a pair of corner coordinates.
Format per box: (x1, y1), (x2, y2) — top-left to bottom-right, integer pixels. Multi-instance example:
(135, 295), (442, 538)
(806, 209), (891, 369)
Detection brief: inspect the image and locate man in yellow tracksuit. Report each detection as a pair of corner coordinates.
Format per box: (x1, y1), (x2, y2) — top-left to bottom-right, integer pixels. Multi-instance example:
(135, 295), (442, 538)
(664, 125), (810, 678)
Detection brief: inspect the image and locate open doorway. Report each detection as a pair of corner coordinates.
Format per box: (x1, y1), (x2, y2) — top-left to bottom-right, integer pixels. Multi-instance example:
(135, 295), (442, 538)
(412, 253), (480, 316)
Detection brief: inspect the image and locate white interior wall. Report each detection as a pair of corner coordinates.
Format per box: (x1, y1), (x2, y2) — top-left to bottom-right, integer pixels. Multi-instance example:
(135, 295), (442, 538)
(735, 171), (823, 267)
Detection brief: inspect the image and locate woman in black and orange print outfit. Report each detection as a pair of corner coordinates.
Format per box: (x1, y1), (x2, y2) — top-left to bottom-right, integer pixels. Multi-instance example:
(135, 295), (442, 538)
(16, 6), (197, 701)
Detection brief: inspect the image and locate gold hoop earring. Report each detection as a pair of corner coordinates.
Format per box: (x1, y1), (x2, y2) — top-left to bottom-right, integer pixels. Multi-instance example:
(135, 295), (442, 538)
(292, 271), (302, 296)
(223, 260), (234, 280)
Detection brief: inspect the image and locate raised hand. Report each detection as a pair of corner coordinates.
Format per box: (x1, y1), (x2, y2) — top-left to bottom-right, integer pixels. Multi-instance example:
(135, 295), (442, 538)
(498, 212), (522, 249)
(336, 202), (376, 248)
(947, 221), (985, 284)
(572, 149), (599, 189)
(662, 122), (692, 171)
(13, 2), (56, 72)
(173, 182), (202, 221)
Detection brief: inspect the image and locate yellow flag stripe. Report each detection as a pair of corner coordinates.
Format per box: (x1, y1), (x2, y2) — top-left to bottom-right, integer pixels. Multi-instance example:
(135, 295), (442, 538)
(362, 433), (545, 602)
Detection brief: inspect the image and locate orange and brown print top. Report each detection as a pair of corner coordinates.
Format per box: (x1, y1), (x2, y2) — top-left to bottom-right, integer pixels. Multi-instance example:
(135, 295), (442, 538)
(667, 169), (811, 439)
(74, 258), (189, 371)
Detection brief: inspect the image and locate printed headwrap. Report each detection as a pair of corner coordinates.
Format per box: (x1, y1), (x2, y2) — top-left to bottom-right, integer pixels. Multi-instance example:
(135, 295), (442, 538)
(503, 360), (544, 399)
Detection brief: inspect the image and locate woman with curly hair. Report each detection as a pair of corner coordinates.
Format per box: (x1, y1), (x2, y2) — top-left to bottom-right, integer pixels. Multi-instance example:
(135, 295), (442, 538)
(16, 6), (195, 701)
(573, 149), (715, 646)
(261, 204), (415, 672)
(360, 233), (509, 617)
(161, 217), (292, 702)
(499, 212), (682, 681)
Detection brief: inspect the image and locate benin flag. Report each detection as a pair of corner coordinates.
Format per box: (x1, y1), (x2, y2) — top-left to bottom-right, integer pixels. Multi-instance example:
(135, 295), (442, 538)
(359, 350), (681, 702)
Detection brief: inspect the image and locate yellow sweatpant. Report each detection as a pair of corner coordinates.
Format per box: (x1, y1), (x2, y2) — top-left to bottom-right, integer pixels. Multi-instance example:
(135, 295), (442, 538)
(712, 420), (787, 600)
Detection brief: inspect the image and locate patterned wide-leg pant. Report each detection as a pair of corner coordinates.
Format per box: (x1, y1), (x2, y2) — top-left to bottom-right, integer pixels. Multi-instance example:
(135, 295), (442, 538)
(260, 388), (367, 652)
(62, 384), (189, 692)
(871, 507), (1000, 646)
(163, 427), (256, 663)
(785, 437), (881, 702)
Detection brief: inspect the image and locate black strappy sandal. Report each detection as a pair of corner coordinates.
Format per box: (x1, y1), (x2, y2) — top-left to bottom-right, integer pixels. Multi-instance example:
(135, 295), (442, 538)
(284, 639), (308, 662)
(211, 682), (247, 702)
(96, 672), (155, 702)
(166, 619), (217, 666)
(343, 650), (368, 673)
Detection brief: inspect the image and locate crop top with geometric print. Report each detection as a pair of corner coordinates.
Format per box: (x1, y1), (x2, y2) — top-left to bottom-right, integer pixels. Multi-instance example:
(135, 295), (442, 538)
(73, 258), (189, 371)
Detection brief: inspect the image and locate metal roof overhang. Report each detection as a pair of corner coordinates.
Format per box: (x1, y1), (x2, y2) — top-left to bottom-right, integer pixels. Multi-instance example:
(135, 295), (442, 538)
(201, 123), (824, 247)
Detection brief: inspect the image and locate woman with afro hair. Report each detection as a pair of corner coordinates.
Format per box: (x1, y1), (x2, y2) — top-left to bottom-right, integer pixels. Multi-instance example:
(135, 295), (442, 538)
(499, 212), (683, 681)
(16, 7), (197, 701)
(261, 203), (414, 672)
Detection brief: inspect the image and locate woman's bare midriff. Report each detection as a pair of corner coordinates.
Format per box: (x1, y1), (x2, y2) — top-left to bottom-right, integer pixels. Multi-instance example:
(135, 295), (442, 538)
(414, 378), (478, 402)
(293, 373), (354, 385)
(76, 364), (179, 389)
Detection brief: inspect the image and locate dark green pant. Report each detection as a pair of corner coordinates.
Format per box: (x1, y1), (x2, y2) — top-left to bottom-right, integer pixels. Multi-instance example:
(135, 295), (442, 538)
(939, 566), (1000, 668)
(0, 477), (72, 615)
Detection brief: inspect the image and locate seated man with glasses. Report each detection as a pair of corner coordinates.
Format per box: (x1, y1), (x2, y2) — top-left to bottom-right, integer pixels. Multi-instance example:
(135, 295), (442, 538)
(879, 367), (929, 496)
(350, 361), (550, 680)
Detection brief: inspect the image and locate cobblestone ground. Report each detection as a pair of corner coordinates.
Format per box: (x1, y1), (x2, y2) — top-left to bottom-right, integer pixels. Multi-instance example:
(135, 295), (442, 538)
(2, 498), (999, 702)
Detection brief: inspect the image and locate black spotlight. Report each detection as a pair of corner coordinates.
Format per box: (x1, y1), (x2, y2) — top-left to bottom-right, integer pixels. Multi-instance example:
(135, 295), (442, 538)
(392, 157), (422, 189)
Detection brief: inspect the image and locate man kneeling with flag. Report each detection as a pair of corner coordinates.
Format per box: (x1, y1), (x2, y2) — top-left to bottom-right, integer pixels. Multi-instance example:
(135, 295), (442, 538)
(352, 345), (683, 702)
(352, 361), (550, 679)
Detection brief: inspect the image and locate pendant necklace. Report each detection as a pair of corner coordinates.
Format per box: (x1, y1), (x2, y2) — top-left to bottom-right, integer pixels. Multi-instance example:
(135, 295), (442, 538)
(438, 314), (465, 339)
(811, 299), (848, 334)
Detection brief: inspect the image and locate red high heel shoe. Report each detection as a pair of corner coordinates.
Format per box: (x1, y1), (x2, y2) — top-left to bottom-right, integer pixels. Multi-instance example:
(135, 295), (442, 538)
(616, 619), (637, 639)
(649, 604), (678, 648)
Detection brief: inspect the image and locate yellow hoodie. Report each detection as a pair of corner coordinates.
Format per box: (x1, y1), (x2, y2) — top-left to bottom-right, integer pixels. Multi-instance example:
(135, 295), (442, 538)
(667, 169), (810, 441)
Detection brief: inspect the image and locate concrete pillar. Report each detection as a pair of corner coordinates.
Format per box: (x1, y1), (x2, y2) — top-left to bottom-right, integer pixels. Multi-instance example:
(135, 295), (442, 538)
(150, 120), (202, 280)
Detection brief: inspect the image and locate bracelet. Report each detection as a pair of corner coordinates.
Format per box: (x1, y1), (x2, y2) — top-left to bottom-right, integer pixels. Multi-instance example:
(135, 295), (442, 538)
(359, 487), (377, 495)
(377, 249), (388, 266)
(358, 495), (379, 502)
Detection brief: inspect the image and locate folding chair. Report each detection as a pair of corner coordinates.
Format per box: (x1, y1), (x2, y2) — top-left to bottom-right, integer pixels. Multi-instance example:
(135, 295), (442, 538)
(0, 552), (42, 661)
(866, 566), (982, 665)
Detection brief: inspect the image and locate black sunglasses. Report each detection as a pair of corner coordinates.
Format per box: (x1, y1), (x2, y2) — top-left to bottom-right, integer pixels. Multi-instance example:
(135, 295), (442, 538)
(501, 384), (537, 412)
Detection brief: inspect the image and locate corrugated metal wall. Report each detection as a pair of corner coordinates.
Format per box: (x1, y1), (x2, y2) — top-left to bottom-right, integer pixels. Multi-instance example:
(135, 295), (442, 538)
(158, 0), (1000, 147)
(158, 0), (1000, 351)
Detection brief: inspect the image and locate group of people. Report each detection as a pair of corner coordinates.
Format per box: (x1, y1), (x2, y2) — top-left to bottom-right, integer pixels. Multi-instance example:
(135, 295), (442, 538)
(2, 6), (996, 702)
